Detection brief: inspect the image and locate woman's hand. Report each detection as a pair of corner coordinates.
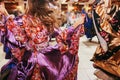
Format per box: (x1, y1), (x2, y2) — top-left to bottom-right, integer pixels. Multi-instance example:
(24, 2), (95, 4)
(0, 5), (9, 31)
(72, 14), (85, 28)
(0, 5), (9, 16)
(0, 21), (4, 28)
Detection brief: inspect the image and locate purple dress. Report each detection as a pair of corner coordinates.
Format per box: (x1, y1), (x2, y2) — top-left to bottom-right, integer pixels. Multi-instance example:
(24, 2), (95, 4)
(0, 14), (84, 80)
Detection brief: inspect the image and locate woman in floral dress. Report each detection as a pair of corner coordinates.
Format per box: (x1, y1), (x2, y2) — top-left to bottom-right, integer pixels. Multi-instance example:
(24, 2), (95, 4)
(0, 0), (85, 80)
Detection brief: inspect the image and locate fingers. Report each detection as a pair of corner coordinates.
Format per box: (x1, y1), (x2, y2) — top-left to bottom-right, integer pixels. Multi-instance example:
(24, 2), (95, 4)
(72, 14), (85, 28)
(78, 14), (85, 24)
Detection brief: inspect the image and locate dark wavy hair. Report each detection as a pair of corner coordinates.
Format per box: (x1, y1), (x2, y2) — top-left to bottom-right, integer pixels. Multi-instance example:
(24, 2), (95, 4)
(0, 0), (4, 2)
(26, 0), (58, 33)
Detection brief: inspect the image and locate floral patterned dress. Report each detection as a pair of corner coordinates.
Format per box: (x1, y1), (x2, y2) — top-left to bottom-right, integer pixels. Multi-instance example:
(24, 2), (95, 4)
(0, 14), (84, 80)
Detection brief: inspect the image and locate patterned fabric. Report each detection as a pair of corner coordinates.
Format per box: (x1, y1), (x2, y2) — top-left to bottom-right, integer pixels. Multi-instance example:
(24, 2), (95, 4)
(56, 25), (83, 55)
(63, 56), (79, 80)
(91, 2), (120, 78)
(30, 64), (42, 80)
(99, 30), (110, 43)
(0, 13), (84, 80)
(6, 15), (49, 51)
(109, 10), (120, 35)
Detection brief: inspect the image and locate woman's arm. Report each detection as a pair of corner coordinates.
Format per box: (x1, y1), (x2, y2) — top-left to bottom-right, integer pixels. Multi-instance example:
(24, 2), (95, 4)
(55, 14), (85, 54)
(0, 4), (9, 31)
(72, 14), (85, 29)
(0, 3), (9, 16)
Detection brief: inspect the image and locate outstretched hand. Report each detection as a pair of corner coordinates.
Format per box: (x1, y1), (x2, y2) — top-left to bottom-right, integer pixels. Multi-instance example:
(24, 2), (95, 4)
(0, 5), (9, 30)
(0, 5), (9, 16)
(72, 14), (85, 28)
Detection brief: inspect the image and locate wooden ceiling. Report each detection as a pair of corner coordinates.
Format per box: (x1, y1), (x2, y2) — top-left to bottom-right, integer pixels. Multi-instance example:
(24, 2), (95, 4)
(65, 0), (89, 2)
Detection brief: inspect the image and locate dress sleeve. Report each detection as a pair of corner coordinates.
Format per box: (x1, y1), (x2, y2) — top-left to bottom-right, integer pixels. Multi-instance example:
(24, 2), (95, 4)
(56, 25), (84, 55)
(0, 12), (7, 43)
(3, 16), (24, 49)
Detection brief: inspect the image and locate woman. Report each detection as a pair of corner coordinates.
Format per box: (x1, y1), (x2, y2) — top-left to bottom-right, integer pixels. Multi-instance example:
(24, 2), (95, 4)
(0, 0), (85, 80)
(82, 9), (95, 41)
(0, 46), (32, 80)
(91, 0), (120, 78)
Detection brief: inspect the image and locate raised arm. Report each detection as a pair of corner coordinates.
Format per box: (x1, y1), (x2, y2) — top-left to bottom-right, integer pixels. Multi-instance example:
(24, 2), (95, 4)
(55, 14), (85, 54)
(72, 14), (85, 29)
(0, 3), (9, 31)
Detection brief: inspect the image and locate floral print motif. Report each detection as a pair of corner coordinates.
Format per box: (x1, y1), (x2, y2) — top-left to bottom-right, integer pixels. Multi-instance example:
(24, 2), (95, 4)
(31, 64), (42, 80)
(56, 25), (84, 55)
(110, 18), (120, 35)
(100, 30), (110, 43)
(0, 12), (83, 80)
(6, 15), (49, 51)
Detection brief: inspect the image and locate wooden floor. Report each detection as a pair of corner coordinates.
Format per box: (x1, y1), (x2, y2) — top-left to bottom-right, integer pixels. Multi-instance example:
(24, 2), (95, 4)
(0, 36), (99, 80)
(77, 36), (99, 80)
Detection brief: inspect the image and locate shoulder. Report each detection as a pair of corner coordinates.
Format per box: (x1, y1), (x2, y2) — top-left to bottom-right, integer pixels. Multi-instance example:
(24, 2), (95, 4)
(6, 15), (24, 30)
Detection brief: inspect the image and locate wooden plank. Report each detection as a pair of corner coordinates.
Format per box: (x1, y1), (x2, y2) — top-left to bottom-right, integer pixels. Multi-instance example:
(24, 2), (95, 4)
(94, 69), (115, 80)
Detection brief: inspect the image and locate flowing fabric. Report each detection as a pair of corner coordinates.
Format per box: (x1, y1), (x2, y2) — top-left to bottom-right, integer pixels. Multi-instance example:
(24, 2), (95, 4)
(82, 10), (96, 39)
(0, 14), (84, 80)
(92, 10), (108, 52)
(91, 3), (120, 77)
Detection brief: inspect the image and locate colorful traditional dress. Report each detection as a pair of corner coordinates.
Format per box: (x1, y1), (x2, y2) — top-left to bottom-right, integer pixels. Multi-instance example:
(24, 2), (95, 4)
(91, 3), (120, 78)
(0, 14), (84, 80)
